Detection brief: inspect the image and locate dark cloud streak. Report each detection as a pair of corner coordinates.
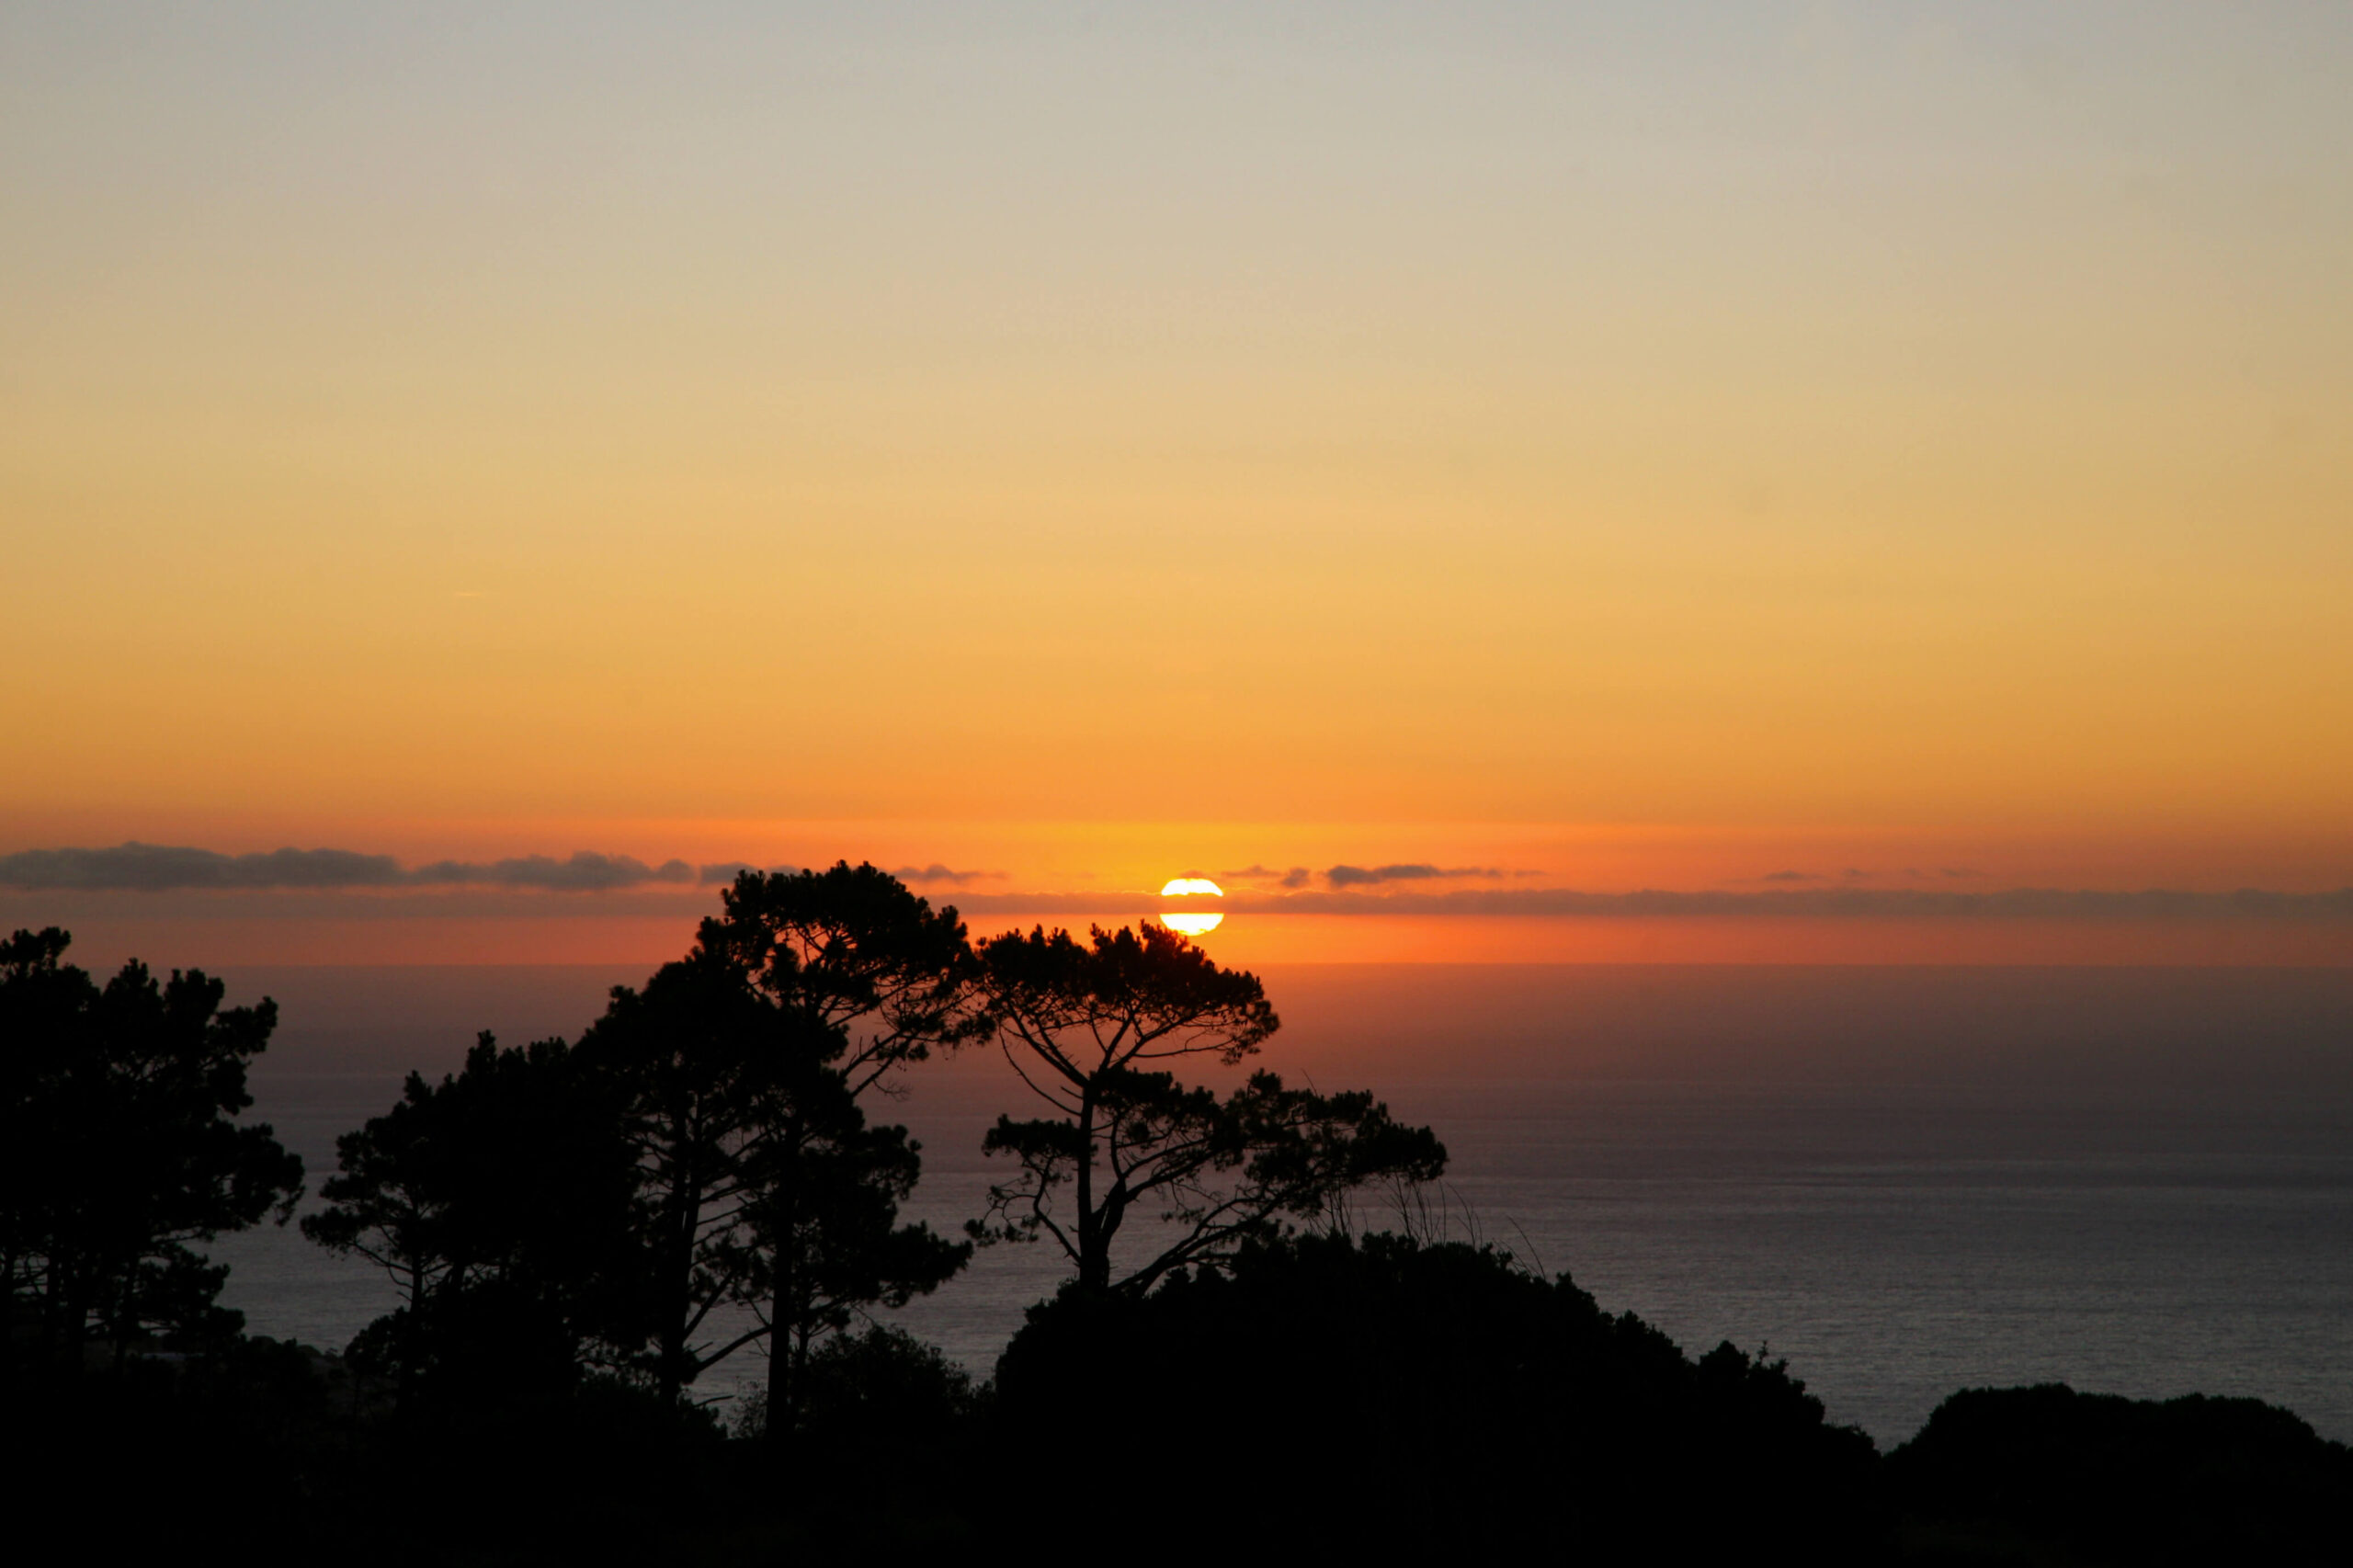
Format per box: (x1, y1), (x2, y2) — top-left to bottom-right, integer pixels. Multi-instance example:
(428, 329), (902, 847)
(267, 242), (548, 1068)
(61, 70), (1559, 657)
(409, 853), (695, 892)
(9, 845), (2348, 924)
(1324, 863), (1505, 888)
(890, 864), (1006, 886)
(698, 861), (801, 886)
(1219, 863), (1316, 889)
(0, 843), (405, 891)
(0, 843), (694, 893)
(1207, 886), (2353, 920)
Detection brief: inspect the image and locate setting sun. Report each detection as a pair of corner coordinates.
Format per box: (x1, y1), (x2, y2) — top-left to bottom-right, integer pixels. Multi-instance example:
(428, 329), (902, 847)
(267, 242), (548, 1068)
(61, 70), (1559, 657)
(1160, 876), (1225, 936)
(1159, 879), (1224, 898)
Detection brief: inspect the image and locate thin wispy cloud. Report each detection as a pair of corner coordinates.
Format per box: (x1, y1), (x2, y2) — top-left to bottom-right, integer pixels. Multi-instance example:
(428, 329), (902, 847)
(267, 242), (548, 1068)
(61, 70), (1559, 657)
(812, 885), (2353, 922)
(1220, 864), (1316, 890)
(891, 864), (1006, 886)
(1196, 887), (2353, 921)
(410, 853), (696, 892)
(0, 845), (1008, 899)
(0, 843), (693, 893)
(698, 861), (803, 886)
(1324, 864), (1506, 889)
(8, 845), (2347, 924)
(0, 844), (407, 892)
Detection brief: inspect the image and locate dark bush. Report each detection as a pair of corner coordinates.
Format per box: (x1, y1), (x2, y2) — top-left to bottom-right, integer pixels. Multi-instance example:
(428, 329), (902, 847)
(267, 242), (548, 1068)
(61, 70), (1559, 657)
(993, 1230), (1888, 1559)
(1893, 1383), (2353, 1565)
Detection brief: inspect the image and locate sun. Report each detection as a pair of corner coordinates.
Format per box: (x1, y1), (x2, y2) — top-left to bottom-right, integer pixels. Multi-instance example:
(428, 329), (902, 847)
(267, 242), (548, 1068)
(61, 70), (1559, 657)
(1158, 876), (1225, 936)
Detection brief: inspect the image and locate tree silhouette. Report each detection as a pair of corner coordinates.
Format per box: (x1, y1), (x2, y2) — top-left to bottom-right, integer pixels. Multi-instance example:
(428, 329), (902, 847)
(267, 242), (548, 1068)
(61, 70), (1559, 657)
(575, 936), (967, 1410)
(720, 1051), (967, 1432)
(679, 863), (981, 1419)
(705, 860), (987, 1096)
(301, 1031), (641, 1403)
(571, 944), (789, 1403)
(972, 923), (1444, 1291)
(1, 927), (302, 1369)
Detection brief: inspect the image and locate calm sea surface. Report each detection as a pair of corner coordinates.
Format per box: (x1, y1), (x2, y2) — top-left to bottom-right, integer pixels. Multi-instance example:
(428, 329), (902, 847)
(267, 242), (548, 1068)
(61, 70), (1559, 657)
(208, 964), (2353, 1445)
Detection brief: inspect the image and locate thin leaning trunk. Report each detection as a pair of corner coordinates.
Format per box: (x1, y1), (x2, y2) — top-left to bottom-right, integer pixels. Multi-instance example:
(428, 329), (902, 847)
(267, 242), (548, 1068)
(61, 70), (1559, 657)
(764, 1112), (812, 1435)
(660, 1165), (698, 1403)
(763, 1199), (800, 1427)
(1075, 1091), (1108, 1291)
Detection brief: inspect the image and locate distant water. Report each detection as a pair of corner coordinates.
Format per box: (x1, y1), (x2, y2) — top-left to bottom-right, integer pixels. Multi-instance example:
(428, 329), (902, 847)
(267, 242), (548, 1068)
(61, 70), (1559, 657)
(209, 964), (2353, 1444)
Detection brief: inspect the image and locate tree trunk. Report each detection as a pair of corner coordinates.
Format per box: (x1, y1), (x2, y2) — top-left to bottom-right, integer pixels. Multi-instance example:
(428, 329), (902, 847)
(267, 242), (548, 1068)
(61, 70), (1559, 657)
(393, 1248), (425, 1412)
(764, 1124), (805, 1433)
(51, 1255), (85, 1369)
(1075, 1090), (1107, 1290)
(659, 1187), (693, 1405)
(107, 1266), (128, 1374)
(658, 1121), (701, 1405)
(769, 1324), (812, 1446)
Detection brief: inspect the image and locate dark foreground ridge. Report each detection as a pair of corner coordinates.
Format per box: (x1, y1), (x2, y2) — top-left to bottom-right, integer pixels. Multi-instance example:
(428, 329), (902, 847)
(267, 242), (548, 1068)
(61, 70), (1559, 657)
(6, 885), (2349, 1562)
(7, 1242), (2348, 1563)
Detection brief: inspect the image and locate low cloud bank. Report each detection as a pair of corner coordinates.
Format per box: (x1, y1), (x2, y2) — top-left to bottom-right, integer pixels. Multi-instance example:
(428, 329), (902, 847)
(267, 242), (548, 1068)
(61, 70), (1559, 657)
(1323, 863), (1506, 889)
(6, 845), (2347, 922)
(1222, 864), (1317, 890)
(0, 844), (986, 897)
(0, 844), (406, 892)
(697, 861), (803, 886)
(411, 853), (695, 892)
(0, 843), (693, 892)
(1228, 864), (1523, 890)
(919, 886), (2353, 920)
(891, 864), (1006, 886)
(1197, 886), (2353, 920)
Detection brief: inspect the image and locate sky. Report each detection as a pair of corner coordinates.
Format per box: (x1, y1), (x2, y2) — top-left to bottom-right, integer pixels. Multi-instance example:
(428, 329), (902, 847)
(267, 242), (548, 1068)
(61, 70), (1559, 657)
(4, 3), (2349, 965)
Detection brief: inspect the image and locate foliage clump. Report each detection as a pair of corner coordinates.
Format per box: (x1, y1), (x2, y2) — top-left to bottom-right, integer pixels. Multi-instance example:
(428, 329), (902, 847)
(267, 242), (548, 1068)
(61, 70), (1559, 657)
(1, 926), (302, 1364)
(996, 1229), (1886, 1559)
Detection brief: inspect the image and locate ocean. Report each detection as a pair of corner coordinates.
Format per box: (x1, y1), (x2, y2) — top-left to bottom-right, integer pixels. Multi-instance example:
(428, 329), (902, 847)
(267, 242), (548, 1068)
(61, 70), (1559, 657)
(207, 963), (2353, 1445)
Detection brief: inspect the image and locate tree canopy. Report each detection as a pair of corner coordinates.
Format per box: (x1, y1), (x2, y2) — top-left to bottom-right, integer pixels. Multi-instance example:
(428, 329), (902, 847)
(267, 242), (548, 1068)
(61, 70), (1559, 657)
(574, 936), (969, 1413)
(306, 899), (970, 1418)
(972, 922), (1443, 1291)
(301, 1031), (642, 1402)
(706, 860), (987, 1095)
(1, 926), (303, 1364)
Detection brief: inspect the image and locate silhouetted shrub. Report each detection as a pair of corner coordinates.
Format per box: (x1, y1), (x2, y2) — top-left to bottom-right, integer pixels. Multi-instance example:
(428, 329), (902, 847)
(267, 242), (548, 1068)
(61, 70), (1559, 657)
(993, 1231), (1887, 1559)
(735, 1323), (974, 1444)
(1893, 1383), (2353, 1565)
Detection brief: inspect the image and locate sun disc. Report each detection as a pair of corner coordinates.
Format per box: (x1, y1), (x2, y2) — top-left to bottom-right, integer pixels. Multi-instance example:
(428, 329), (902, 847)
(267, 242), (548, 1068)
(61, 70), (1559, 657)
(1160, 877), (1224, 898)
(1161, 912), (1223, 936)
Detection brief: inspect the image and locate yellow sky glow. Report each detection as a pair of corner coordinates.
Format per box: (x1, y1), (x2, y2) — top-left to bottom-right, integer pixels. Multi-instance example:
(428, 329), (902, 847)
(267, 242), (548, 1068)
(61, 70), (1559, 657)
(3, 7), (2349, 965)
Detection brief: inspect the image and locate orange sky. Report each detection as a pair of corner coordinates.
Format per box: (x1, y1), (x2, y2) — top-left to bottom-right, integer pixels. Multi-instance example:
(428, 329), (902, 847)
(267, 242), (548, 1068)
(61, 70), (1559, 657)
(4, 6), (2348, 966)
